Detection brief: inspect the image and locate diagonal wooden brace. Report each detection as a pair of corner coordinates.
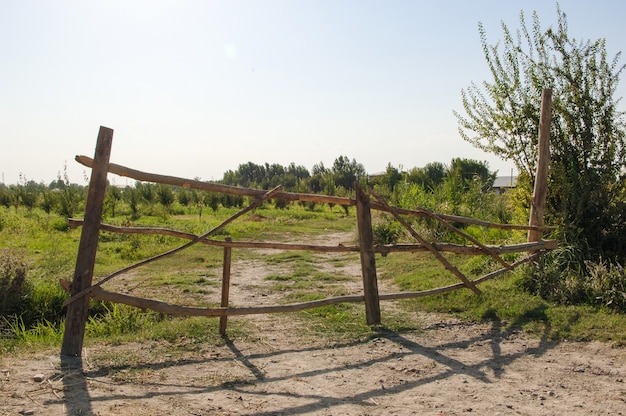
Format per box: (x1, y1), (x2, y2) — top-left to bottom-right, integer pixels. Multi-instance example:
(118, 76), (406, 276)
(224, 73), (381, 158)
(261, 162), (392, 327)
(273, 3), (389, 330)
(410, 205), (513, 270)
(370, 189), (481, 295)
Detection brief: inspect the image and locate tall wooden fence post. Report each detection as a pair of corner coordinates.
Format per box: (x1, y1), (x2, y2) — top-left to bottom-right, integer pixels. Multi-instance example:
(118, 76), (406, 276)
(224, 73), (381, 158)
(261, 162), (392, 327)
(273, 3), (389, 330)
(61, 126), (113, 357)
(220, 237), (233, 335)
(355, 182), (381, 326)
(528, 89), (552, 243)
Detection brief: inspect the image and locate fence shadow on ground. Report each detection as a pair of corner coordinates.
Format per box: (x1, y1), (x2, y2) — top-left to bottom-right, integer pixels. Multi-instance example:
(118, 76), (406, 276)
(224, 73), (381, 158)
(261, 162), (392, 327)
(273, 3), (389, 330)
(53, 312), (554, 415)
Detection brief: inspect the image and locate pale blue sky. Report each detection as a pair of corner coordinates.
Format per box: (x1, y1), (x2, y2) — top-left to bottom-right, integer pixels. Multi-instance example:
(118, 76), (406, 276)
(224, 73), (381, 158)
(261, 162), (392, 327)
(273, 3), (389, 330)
(1, 1), (624, 185)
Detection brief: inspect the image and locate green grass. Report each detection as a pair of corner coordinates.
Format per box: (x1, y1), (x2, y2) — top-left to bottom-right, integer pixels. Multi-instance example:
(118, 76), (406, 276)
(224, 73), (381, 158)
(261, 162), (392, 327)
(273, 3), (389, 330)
(2, 203), (626, 356)
(378, 251), (626, 345)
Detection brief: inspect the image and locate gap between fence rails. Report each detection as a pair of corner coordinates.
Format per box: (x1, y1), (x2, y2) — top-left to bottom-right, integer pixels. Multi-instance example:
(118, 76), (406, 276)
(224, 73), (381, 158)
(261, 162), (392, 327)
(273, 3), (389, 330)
(62, 185), (283, 307)
(369, 188), (482, 295)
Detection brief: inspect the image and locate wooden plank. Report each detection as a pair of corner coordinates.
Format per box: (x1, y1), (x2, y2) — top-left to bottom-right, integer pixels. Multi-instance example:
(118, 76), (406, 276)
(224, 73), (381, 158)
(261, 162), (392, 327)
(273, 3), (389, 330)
(219, 237), (232, 335)
(87, 285), (365, 316)
(528, 88), (552, 243)
(69, 218), (558, 254)
(355, 182), (381, 326)
(61, 126), (113, 357)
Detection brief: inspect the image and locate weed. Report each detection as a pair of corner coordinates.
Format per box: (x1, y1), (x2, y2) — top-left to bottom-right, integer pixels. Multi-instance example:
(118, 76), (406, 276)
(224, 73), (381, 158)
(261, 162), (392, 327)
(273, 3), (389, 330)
(372, 216), (403, 245)
(0, 249), (28, 316)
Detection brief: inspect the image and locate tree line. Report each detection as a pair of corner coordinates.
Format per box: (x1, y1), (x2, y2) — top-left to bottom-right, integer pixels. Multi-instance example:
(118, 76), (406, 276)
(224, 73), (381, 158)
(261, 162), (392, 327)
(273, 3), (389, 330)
(0, 156), (498, 220)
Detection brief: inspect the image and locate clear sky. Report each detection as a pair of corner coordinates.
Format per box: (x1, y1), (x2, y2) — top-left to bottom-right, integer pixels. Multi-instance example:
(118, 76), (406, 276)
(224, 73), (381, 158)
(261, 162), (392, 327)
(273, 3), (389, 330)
(1, 1), (625, 186)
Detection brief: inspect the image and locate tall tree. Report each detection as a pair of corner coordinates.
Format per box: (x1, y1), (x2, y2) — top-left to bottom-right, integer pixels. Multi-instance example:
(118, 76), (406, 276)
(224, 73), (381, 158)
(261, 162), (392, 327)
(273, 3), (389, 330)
(455, 5), (626, 261)
(448, 158), (496, 192)
(406, 162), (447, 191)
(331, 156), (367, 191)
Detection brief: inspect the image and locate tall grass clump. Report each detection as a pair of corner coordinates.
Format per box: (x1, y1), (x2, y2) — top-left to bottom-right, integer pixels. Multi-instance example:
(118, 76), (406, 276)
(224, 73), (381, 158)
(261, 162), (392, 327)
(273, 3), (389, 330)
(372, 215), (403, 245)
(0, 248), (28, 317)
(519, 246), (626, 313)
(0, 248), (68, 345)
(86, 303), (148, 339)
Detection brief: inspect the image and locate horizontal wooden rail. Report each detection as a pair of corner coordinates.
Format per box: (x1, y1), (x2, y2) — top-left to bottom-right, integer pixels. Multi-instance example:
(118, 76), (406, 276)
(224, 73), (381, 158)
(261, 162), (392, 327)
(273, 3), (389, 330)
(89, 286), (365, 316)
(75, 155), (553, 232)
(68, 219), (557, 255)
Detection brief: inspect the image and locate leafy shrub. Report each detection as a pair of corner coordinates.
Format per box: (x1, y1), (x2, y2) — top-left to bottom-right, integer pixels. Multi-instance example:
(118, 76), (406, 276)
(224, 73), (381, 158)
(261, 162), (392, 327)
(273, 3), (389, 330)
(274, 198), (289, 210)
(0, 248), (68, 331)
(49, 217), (69, 232)
(585, 261), (626, 311)
(372, 218), (403, 245)
(519, 245), (626, 312)
(86, 303), (146, 337)
(0, 249), (28, 316)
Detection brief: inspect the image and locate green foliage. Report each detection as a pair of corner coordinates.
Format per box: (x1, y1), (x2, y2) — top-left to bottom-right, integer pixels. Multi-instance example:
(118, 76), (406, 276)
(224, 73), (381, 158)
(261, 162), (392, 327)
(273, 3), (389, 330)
(379, 251), (626, 343)
(49, 217), (69, 232)
(157, 183), (175, 208)
(369, 163), (403, 191)
(17, 175), (39, 210)
(405, 162), (446, 191)
(104, 184), (122, 218)
(0, 248), (68, 340)
(0, 185), (12, 208)
(519, 248), (626, 312)
(40, 188), (57, 214)
(222, 161), (310, 191)
(456, 5), (626, 263)
(331, 155), (367, 191)
(448, 158), (496, 191)
(54, 166), (84, 218)
(372, 216), (403, 245)
(86, 303), (147, 338)
(0, 248), (28, 317)
(2, 316), (64, 348)
(274, 198), (289, 209)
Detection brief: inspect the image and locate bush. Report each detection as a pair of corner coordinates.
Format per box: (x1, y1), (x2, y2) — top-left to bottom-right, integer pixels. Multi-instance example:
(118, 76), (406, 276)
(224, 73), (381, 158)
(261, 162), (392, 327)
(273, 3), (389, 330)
(0, 248), (68, 331)
(372, 218), (403, 245)
(585, 261), (626, 311)
(0, 249), (28, 316)
(519, 246), (626, 312)
(49, 217), (69, 232)
(274, 198), (289, 210)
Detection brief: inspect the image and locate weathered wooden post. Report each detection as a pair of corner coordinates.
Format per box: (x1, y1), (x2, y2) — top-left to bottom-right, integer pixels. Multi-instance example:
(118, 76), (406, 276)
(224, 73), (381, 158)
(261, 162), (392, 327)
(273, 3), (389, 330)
(355, 182), (381, 326)
(528, 89), (552, 243)
(61, 126), (113, 357)
(220, 237), (233, 335)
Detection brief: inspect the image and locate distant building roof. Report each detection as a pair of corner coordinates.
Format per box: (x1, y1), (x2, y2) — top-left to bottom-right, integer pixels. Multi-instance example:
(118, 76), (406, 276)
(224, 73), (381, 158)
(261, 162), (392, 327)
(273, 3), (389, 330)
(492, 175), (517, 191)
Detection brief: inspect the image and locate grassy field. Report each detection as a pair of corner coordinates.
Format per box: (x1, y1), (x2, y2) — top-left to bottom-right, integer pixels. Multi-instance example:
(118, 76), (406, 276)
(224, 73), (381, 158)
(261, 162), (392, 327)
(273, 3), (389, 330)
(1, 201), (626, 356)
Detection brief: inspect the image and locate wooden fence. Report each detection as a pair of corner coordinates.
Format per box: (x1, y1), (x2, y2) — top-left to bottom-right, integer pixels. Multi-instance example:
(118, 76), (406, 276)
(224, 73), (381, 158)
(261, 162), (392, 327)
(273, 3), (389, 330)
(61, 91), (555, 357)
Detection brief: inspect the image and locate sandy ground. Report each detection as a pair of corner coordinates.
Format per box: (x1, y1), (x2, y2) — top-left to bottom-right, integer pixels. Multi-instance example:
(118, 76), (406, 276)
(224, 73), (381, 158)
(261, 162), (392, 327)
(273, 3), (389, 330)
(1, 315), (625, 416)
(1, 232), (625, 415)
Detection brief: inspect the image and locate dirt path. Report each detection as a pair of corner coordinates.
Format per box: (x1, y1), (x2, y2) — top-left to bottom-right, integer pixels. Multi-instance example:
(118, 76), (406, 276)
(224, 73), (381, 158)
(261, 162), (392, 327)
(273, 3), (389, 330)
(1, 317), (625, 416)
(1, 232), (625, 415)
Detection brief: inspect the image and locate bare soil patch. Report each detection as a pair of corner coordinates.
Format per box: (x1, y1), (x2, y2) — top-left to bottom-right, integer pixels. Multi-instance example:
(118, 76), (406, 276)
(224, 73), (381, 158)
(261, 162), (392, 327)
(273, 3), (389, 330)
(2, 232), (625, 415)
(2, 318), (625, 416)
